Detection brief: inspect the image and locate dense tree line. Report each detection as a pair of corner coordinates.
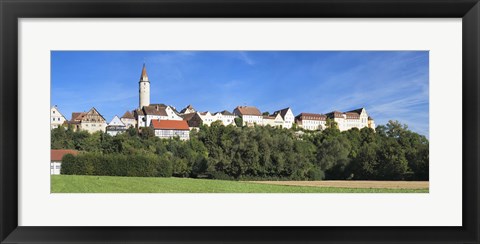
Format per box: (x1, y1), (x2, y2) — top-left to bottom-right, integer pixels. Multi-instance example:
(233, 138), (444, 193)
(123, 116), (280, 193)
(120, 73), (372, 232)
(52, 120), (429, 180)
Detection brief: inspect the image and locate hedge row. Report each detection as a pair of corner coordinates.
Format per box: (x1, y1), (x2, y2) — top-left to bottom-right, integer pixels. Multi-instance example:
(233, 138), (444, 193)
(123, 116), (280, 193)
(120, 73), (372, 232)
(61, 153), (173, 177)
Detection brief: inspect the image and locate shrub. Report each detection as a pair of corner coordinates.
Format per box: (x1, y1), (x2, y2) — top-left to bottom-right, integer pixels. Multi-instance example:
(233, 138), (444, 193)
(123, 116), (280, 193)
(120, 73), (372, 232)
(61, 153), (173, 178)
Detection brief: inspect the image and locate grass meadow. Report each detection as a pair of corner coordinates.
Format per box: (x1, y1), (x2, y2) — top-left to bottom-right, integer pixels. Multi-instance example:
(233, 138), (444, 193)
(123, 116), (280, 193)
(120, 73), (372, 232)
(51, 175), (428, 193)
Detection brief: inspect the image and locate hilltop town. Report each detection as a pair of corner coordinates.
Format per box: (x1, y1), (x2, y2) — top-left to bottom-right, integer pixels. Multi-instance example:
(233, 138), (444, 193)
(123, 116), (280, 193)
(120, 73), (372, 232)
(51, 64), (376, 140)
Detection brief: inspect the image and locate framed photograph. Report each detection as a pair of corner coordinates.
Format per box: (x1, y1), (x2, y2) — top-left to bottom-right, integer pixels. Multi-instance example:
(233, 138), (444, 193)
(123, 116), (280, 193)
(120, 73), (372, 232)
(1, 0), (479, 243)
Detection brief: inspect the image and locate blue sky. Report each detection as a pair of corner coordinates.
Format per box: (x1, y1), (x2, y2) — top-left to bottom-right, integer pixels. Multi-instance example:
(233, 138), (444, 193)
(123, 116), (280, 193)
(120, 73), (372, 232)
(51, 51), (429, 136)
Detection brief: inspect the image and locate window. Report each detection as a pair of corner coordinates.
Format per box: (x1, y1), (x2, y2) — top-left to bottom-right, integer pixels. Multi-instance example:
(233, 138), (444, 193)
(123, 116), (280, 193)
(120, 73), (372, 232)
(56, 165), (61, 169)
(53, 111), (55, 114)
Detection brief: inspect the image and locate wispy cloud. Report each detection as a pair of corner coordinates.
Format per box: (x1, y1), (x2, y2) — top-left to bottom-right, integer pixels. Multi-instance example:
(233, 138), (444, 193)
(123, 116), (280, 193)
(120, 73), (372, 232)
(237, 52), (256, 66)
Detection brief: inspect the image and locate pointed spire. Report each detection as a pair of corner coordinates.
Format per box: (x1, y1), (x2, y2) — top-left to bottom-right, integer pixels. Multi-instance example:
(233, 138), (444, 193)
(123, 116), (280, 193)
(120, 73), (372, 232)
(140, 63), (149, 82)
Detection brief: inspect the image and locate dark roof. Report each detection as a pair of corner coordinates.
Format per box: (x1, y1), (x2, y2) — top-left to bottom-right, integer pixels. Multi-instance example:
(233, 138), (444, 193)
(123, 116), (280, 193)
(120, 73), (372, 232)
(180, 104), (196, 114)
(295, 113), (326, 121)
(181, 113), (196, 121)
(220, 110), (234, 116)
(273, 107), (291, 119)
(325, 111), (344, 119)
(151, 120), (189, 130)
(143, 106), (168, 116)
(51, 149), (79, 161)
(134, 108), (144, 116)
(347, 108), (365, 114)
(149, 103), (168, 108)
(234, 106), (262, 116)
(121, 111), (135, 119)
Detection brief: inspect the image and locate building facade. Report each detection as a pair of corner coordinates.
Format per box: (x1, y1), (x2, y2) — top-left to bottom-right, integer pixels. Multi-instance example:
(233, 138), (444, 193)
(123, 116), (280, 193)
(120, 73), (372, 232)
(325, 108), (375, 131)
(262, 113), (284, 127)
(120, 111), (137, 128)
(196, 110), (237, 127)
(295, 113), (327, 130)
(135, 104), (183, 128)
(233, 106), (263, 126)
(272, 107), (295, 129)
(69, 107), (107, 133)
(106, 115), (127, 136)
(150, 119), (190, 140)
(50, 106), (67, 129)
(51, 149), (78, 175)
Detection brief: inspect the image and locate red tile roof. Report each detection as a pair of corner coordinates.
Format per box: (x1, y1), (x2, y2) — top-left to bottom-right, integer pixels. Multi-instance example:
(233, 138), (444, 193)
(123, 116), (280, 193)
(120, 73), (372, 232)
(51, 149), (79, 161)
(151, 120), (189, 130)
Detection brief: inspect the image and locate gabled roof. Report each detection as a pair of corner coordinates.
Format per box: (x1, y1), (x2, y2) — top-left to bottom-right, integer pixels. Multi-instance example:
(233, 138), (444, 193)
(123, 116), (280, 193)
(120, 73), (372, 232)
(181, 113), (197, 121)
(51, 106), (67, 120)
(143, 106), (168, 116)
(234, 106), (262, 116)
(264, 113), (282, 120)
(85, 107), (107, 122)
(70, 112), (86, 122)
(121, 111), (135, 119)
(151, 120), (189, 130)
(347, 108), (365, 114)
(295, 113), (327, 121)
(218, 110), (233, 116)
(108, 115), (126, 126)
(273, 107), (291, 119)
(51, 149), (79, 161)
(180, 104), (196, 114)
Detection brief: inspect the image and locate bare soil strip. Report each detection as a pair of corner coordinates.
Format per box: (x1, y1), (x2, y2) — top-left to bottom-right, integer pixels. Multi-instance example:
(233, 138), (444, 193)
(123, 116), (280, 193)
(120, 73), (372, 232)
(249, 180), (429, 189)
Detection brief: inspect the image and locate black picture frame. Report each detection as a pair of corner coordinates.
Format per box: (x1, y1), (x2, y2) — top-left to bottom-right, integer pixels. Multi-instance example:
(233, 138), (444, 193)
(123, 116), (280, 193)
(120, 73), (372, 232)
(1, 0), (479, 243)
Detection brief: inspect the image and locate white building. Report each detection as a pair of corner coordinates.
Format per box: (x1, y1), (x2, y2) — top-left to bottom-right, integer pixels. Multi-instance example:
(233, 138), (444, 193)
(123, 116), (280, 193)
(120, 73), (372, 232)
(139, 64), (150, 109)
(197, 110), (237, 126)
(326, 108), (375, 131)
(213, 110), (236, 126)
(233, 106), (263, 126)
(150, 119), (190, 140)
(180, 104), (196, 114)
(51, 106), (67, 129)
(106, 115), (127, 136)
(295, 113), (327, 130)
(120, 111), (136, 128)
(51, 149), (78, 175)
(135, 104), (183, 127)
(272, 107), (295, 129)
(262, 113), (284, 128)
(69, 107), (107, 133)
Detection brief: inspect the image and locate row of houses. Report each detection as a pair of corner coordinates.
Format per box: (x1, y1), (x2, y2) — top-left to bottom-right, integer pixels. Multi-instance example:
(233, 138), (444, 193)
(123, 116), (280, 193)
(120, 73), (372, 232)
(51, 104), (376, 141)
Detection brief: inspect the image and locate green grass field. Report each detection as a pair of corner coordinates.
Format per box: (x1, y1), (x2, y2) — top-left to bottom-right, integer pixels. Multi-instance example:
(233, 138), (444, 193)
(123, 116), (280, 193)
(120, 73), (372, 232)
(51, 175), (428, 193)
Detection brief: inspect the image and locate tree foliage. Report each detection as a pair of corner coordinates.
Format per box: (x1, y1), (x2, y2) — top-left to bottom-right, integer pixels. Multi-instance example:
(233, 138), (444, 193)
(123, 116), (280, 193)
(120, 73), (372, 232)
(52, 120), (429, 180)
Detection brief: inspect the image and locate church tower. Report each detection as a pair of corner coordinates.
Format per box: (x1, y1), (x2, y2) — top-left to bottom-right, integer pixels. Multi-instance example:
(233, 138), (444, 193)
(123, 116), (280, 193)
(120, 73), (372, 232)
(139, 63), (150, 109)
